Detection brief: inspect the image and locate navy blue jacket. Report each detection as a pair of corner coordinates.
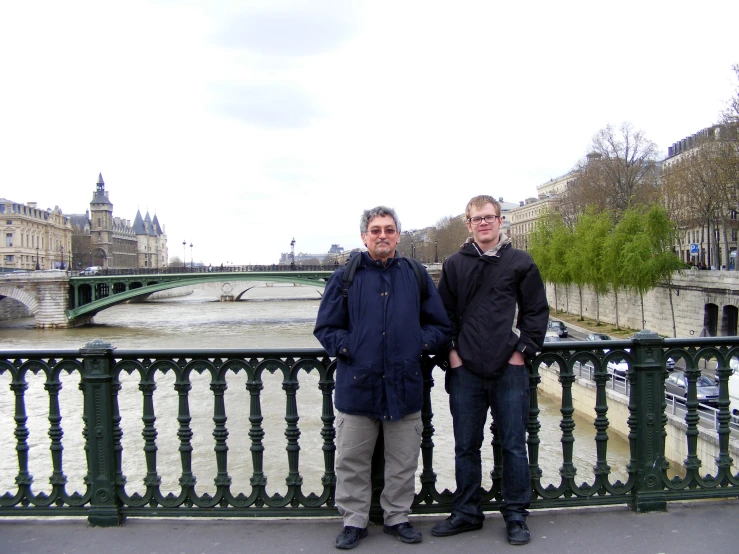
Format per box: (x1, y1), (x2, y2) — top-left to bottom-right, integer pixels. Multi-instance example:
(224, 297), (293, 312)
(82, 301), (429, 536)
(314, 252), (452, 421)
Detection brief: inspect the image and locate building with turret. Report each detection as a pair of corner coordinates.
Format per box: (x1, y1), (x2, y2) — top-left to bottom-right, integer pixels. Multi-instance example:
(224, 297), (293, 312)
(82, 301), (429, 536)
(70, 174), (168, 270)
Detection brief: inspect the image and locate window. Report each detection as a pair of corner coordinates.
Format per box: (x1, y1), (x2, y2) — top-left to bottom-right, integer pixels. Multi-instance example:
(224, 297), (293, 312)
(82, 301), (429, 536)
(6, 220), (11, 225)
(4, 255), (13, 262)
(5, 232), (12, 247)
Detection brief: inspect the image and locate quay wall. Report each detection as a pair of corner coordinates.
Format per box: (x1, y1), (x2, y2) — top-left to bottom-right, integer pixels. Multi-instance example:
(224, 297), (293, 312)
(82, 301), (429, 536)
(546, 271), (739, 337)
(537, 364), (739, 474)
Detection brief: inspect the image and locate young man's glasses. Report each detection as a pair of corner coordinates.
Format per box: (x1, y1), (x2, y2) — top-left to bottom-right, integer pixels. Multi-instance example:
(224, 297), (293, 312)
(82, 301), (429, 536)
(467, 215), (501, 225)
(368, 228), (397, 236)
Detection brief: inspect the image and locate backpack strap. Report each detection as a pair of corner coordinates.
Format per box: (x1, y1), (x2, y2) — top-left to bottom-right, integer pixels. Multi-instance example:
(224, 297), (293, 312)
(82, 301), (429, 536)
(341, 252), (362, 298)
(340, 253), (427, 301)
(404, 257), (428, 301)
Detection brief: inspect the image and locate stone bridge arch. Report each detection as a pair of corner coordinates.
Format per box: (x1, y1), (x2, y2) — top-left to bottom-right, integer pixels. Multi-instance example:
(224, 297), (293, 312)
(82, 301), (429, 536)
(0, 285), (39, 315)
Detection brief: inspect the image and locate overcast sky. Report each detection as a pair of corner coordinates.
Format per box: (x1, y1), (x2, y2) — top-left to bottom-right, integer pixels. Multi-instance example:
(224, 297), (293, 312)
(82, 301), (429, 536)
(1, 1), (738, 264)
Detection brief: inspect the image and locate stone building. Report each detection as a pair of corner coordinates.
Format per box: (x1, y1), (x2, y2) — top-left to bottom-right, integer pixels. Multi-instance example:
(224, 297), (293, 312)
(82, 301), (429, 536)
(662, 123), (739, 268)
(509, 171), (577, 250)
(0, 198), (73, 271)
(69, 173), (168, 270)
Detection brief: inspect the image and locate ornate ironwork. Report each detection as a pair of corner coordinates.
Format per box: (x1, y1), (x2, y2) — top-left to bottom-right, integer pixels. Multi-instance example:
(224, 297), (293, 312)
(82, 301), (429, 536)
(1, 336), (738, 526)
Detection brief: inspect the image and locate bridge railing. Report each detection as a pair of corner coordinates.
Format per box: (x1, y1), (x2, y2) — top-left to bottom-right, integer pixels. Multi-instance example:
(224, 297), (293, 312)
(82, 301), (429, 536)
(1, 332), (737, 525)
(70, 265), (333, 276)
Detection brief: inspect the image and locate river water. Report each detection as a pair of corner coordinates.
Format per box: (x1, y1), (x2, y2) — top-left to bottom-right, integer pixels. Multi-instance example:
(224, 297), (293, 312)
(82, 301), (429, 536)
(0, 284), (632, 497)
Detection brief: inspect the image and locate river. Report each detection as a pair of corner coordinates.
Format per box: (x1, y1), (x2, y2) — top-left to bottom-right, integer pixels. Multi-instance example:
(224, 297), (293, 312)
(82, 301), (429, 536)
(0, 284), (632, 497)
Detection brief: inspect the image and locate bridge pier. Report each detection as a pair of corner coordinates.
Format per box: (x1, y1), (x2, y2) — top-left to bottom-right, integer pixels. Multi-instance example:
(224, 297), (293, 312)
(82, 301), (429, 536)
(34, 278), (73, 328)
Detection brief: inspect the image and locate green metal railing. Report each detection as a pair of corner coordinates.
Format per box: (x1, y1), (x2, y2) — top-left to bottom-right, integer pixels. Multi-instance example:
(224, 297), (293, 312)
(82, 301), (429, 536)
(1, 332), (737, 526)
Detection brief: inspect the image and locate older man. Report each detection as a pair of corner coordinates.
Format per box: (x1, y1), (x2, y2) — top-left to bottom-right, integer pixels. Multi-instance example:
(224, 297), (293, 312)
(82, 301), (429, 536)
(433, 195), (548, 545)
(314, 205), (451, 549)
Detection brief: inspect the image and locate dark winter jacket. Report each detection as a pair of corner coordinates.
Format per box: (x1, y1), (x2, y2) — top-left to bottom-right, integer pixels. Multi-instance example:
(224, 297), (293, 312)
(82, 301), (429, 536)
(314, 252), (452, 421)
(438, 238), (549, 379)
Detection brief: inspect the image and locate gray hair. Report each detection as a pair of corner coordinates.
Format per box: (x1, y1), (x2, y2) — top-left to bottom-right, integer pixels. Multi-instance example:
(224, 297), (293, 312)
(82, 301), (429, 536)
(360, 205), (401, 234)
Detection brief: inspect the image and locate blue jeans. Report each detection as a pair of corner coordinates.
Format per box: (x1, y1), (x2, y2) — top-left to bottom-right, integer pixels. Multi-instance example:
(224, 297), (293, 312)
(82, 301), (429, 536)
(448, 363), (531, 523)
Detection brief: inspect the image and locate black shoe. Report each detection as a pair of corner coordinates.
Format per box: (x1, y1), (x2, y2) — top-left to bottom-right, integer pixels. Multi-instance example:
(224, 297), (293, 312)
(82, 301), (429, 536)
(336, 526), (368, 549)
(506, 520), (530, 545)
(430, 514), (483, 537)
(383, 522), (422, 544)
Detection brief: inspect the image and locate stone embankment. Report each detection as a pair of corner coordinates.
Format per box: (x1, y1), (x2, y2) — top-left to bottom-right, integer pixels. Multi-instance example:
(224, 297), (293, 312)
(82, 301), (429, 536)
(546, 270), (739, 337)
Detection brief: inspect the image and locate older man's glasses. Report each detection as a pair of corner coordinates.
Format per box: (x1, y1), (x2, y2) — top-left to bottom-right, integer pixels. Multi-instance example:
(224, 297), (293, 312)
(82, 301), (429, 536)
(467, 215), (501, 225)
(368, 228), (397, 236)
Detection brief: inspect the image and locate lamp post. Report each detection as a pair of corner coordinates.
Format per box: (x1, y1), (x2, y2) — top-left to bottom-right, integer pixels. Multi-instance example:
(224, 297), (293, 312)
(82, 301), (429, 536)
(35, 246), (40, 270)
(190, 243), (193, 269)
(411, 241), (415, 260)
(435, 240), (438, 263)
(182, 240), (186, 270)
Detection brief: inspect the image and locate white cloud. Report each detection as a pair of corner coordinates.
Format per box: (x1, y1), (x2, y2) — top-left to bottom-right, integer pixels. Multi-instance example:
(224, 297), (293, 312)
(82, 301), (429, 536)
(1, 0), (738, 264)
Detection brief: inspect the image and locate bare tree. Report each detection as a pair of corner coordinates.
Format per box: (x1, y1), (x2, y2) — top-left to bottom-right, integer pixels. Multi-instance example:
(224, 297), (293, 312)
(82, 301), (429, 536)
(661, 124), (738, 267)
(432, 215), (469, 260)
(561, 123), (661, 224)
(722, 63), (739, 124)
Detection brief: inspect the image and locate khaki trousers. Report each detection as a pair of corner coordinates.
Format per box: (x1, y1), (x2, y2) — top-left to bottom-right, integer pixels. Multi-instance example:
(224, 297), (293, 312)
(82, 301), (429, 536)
(334, 411), (423, 528)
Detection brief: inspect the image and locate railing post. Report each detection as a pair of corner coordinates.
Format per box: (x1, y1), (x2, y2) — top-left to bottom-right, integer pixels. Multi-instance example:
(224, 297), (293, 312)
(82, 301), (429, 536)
(80, 339), (124, 526)
(628, 330), (668, 513)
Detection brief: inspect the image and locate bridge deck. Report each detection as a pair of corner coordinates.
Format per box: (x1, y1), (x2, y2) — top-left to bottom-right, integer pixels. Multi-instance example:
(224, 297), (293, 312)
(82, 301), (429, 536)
(1, 500), (736, 553)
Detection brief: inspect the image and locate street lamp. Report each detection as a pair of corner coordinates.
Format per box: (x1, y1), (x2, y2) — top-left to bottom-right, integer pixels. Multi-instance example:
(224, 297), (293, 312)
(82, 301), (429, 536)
(182, 240), (186, 269)
(190, 243), (193, 269)
(35, 246), (40, 270)
(435, 240), (438, 263)
(411, 241), (415, 260)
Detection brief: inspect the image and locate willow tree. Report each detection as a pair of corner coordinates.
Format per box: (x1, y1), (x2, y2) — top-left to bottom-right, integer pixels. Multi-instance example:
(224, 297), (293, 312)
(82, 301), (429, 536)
(565, 217), (590, 320)
(616, 206), (684, 332)
(528, 211), (559, 309)
(548, 220), (574, 313)
(603, 211), (637, 330)
(575, 209), (612, 324)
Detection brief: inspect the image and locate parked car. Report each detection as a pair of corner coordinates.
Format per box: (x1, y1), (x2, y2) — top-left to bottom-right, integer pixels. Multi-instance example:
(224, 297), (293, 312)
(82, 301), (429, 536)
(81, 266), (102, 275)
(606, 358), (630, 377)
(548, 320), (568, 338)
(586, 333), (612, 341)
(730, 361), (739, 423)
(543, 331), (561, 343)
(665, 370), (719, 408)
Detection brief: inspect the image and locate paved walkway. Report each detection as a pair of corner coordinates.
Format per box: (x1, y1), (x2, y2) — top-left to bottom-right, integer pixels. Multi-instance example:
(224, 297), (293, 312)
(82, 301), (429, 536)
(2, 500), (738, 554)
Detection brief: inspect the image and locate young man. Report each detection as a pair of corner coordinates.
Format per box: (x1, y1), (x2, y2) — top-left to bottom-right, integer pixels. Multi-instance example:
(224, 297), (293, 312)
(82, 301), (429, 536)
(314, 206), (451, 549)
(433, 195), (548, 545)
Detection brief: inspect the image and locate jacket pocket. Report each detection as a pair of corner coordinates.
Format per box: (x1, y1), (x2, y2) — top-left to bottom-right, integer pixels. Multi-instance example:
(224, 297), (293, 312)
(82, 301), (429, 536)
(336, 364), (375, 412)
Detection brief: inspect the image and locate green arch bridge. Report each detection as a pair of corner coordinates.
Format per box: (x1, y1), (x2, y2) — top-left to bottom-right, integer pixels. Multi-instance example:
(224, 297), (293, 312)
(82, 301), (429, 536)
(67, 267), (333, 320)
